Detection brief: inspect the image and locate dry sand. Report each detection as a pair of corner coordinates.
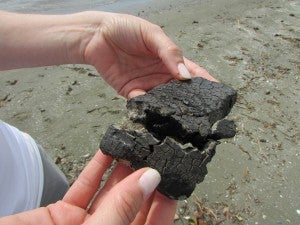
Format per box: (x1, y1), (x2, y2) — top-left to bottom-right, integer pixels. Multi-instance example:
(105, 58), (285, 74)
(0, 0), (299, 224)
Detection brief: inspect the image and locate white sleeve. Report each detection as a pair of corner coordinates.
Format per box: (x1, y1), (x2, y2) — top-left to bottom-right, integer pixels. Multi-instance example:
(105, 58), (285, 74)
(0, 120), (44, 217)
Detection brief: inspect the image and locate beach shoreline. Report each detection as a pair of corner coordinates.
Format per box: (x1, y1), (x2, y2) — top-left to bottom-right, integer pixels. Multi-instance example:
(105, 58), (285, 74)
(0, 0), (299, 224)
(0, 0), (181, 15)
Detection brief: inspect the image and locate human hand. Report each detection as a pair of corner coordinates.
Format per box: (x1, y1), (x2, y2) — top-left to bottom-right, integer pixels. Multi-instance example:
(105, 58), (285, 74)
(0, 150), (176, 225)
(0, 11), (216, 95)
(84, 12), (216, 98)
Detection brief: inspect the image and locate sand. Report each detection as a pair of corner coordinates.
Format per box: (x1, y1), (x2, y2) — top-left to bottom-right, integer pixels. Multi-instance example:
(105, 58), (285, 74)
(0, 0), (299, 224)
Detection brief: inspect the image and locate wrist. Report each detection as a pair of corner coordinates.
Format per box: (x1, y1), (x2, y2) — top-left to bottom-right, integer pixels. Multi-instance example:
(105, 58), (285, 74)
(64, 11), (106, 65)
(0, 11), (107, 69)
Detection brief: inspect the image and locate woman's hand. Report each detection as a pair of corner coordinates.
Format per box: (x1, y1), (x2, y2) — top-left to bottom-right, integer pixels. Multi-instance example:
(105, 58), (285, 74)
(84, 12), (216, 98)
(0, 11), (216, 98)
(0, 150), (176, 225)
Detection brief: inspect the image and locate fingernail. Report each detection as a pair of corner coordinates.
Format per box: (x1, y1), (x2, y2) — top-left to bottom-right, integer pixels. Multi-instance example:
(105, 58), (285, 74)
(178, 63), (191, 79)
(139, 168), (161, 198)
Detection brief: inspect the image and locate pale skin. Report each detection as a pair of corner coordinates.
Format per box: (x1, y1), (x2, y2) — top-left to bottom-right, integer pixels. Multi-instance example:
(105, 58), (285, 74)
(0, 150), (174, 225)
(0, 10), (216, 224)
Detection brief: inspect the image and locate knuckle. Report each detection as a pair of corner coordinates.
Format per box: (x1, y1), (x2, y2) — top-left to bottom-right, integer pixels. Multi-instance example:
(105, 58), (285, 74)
(166, 44), (182, 55)
(151, 24), (164, 32)
(158, 44), (182, 62)
(146, 222), (158, 225)
(115, 192), (140, 224)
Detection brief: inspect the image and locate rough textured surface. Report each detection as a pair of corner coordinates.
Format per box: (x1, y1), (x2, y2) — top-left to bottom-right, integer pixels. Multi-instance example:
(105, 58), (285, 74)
(100, 77), (237, 199)
(127, 78), (237, 147)
(101, 125), (217, 199)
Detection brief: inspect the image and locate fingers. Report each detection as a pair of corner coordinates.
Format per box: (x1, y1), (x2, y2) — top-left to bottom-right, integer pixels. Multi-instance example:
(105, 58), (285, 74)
(184, 57), (218, 82)
(131, 191), (177, 225)
(142, 24), (191, 80)
(143, 24), (219, 83)
(85, 168), (161, 225)
(62, 150), (113, 209)
(88, 162), (133, 213)
(131, 193), (155, 225)
(121, 73), (173, 98)
(145, 191), (177, 224)
(127, 88), (146, 99)
(96, 162), (133, 196)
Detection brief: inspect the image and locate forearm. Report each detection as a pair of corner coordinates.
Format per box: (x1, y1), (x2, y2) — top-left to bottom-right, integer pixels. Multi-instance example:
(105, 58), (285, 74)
(0, 11), (104, 70)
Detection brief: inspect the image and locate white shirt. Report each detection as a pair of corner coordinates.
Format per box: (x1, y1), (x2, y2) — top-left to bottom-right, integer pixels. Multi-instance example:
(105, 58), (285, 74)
(0, 120), (44, 217)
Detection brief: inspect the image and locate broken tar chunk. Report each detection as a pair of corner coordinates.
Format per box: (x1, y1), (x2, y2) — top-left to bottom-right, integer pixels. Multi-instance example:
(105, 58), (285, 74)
(100, 77), (237, 199)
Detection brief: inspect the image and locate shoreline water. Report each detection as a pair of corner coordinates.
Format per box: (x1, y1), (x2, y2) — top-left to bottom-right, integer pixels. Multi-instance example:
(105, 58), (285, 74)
(0, 0), (299, 224)
(0, 0), (180, 15)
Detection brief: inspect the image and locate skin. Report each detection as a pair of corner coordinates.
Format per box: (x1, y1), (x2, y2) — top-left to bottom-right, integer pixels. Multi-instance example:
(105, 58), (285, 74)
(0, 10), (216, 224)
(0, 11), (216, 97)
(0, 150), (176, 225)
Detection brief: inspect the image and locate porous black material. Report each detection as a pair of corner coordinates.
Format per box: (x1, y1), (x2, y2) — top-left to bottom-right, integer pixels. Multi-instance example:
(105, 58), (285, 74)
(210, 119), (237, 140)
(100, 77), (237, 199)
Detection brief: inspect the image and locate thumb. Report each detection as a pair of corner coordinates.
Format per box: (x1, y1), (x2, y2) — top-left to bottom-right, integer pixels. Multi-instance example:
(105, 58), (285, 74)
(143, 24), (191, 80)
(85, 168), (161, 225)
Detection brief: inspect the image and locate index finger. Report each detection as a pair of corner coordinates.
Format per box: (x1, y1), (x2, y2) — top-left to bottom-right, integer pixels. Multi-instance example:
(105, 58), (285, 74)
(184, 57), (218, 82)
(142, 23), (187, 80)
(144, 191), (177, 225)
(63, 149), (113, 209)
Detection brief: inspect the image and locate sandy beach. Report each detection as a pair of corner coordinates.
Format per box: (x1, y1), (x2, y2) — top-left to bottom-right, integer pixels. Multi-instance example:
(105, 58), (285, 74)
(0, 0), (299, 224)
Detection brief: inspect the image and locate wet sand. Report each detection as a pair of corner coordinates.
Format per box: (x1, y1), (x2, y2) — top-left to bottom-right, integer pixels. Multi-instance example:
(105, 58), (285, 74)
(0, 0), (299, 224)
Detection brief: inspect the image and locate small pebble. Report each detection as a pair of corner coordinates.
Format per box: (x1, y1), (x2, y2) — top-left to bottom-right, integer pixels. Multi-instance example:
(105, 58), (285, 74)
(83, 153), (91, 159)
(183, 100), (189, 105)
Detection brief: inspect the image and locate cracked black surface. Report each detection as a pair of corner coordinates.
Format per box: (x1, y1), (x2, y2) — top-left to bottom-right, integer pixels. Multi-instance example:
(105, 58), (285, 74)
(100, 77), (237, 199)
